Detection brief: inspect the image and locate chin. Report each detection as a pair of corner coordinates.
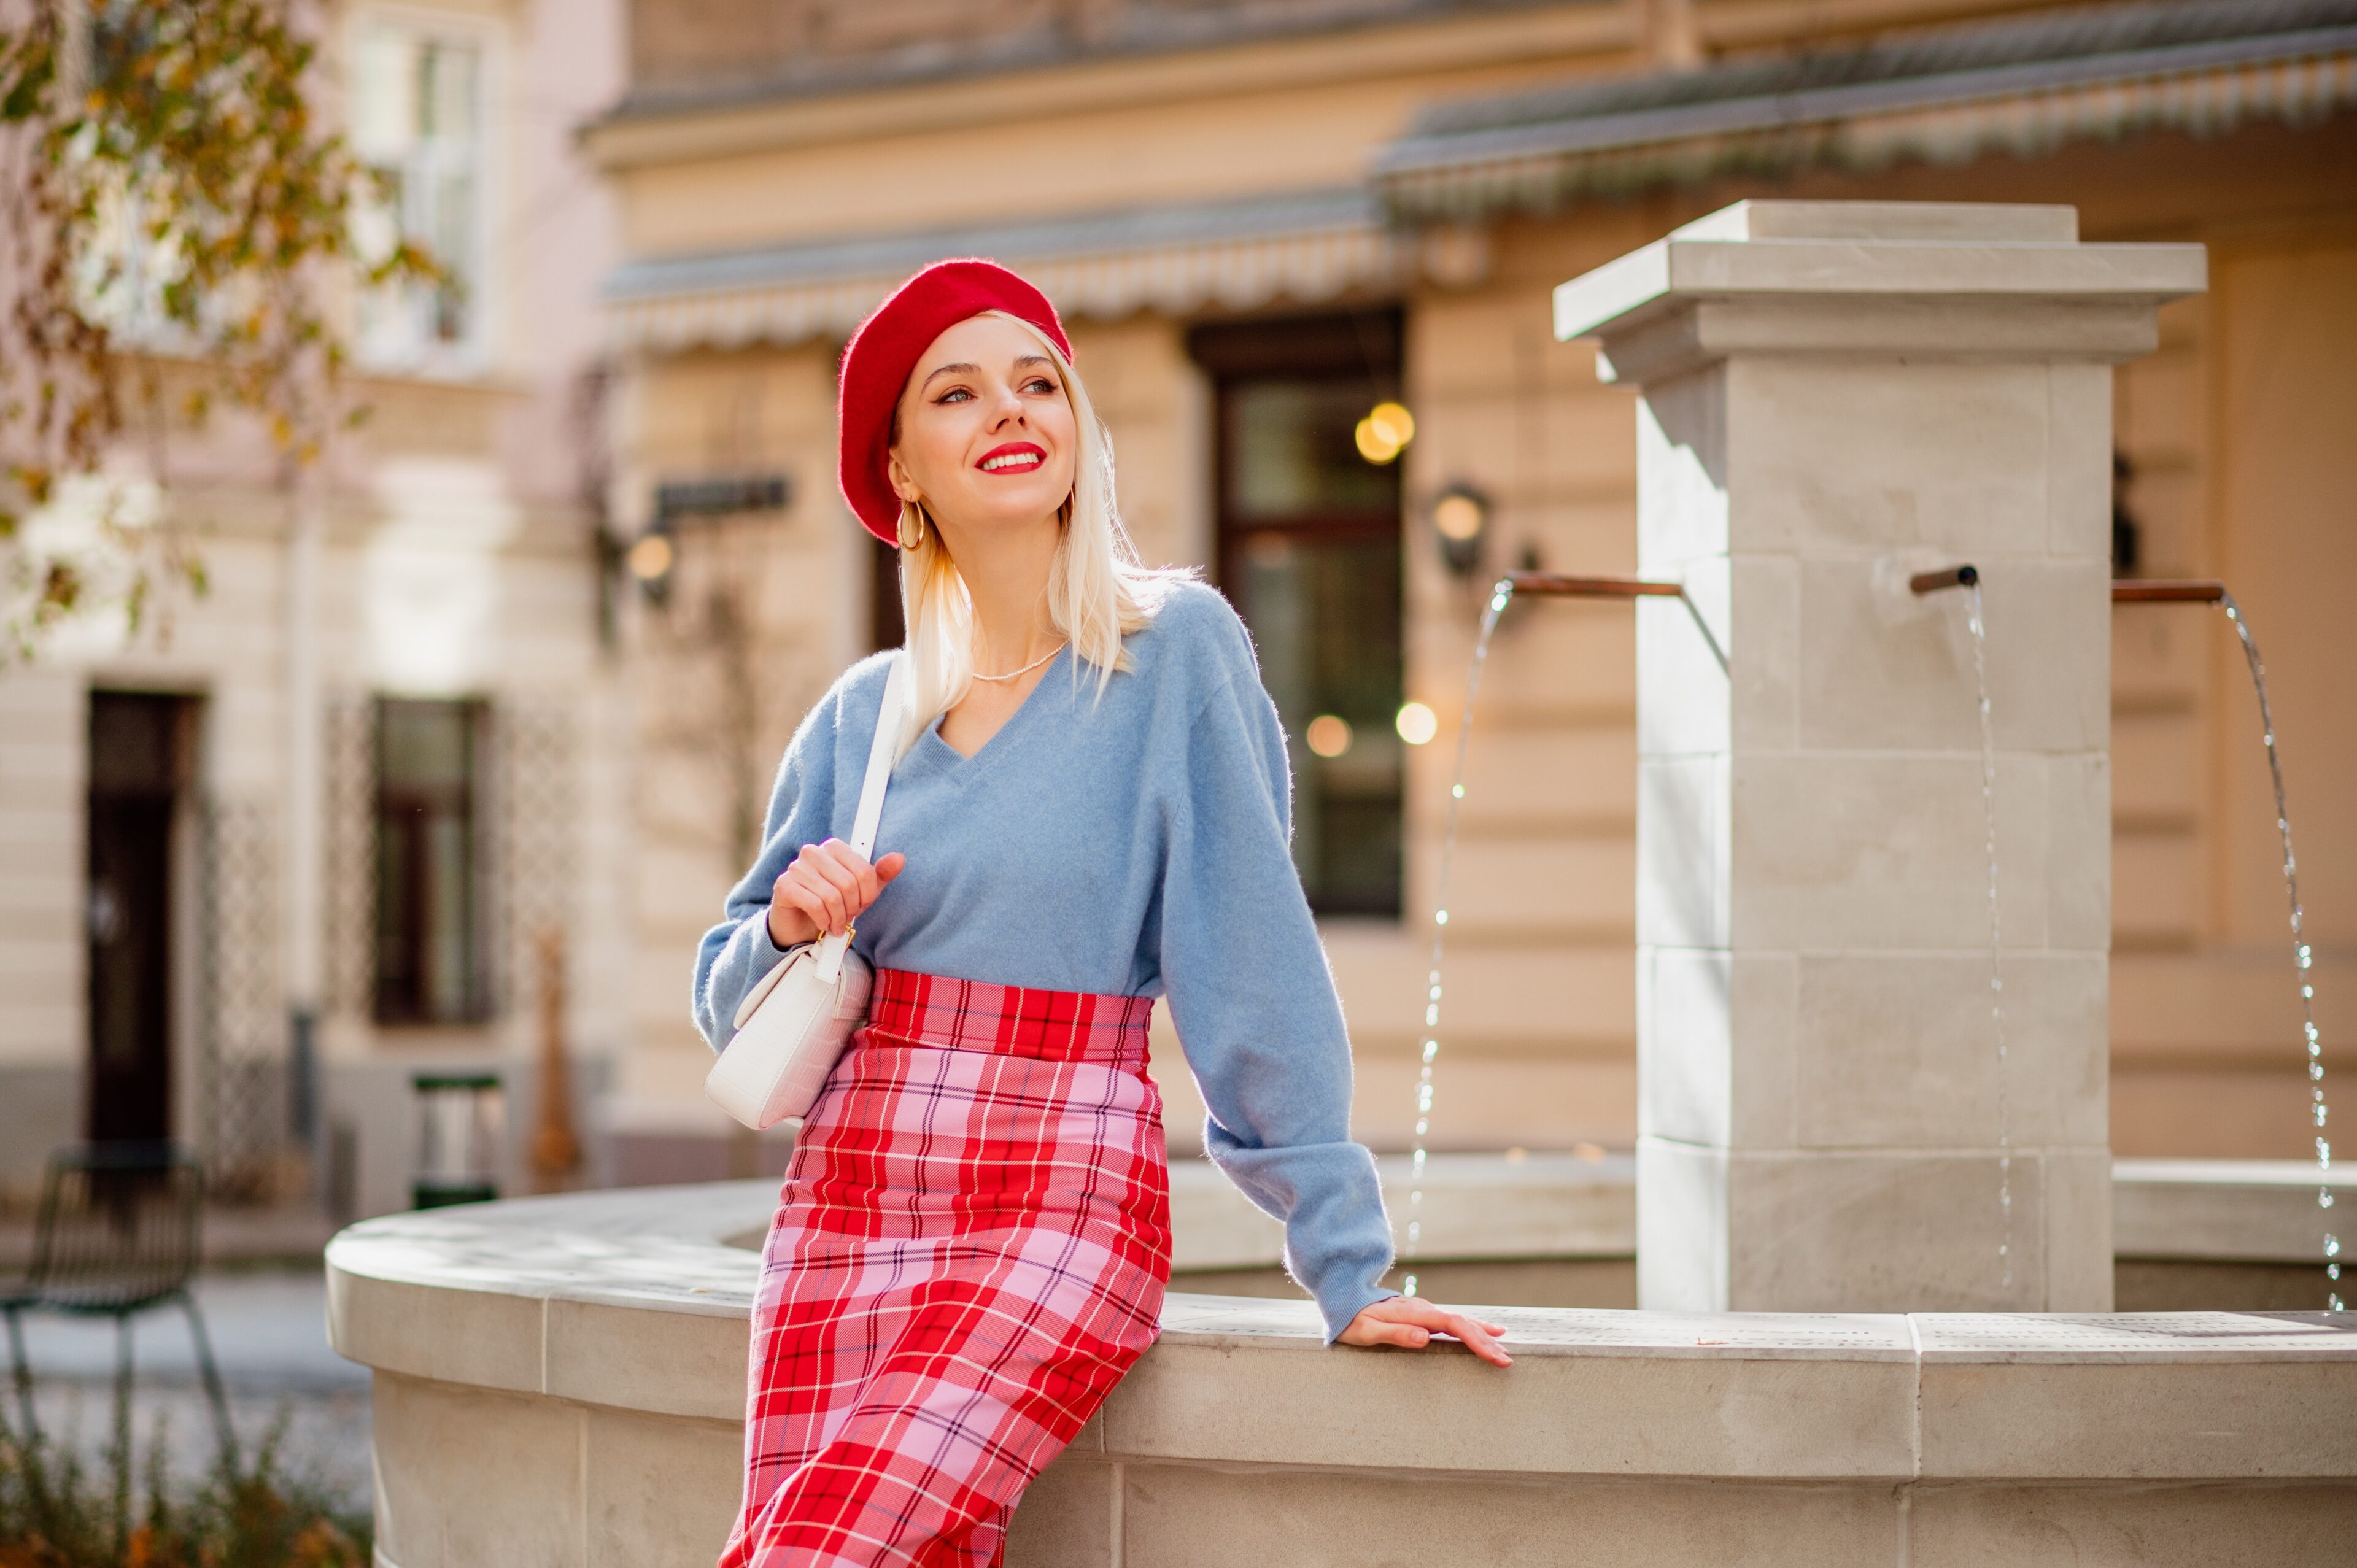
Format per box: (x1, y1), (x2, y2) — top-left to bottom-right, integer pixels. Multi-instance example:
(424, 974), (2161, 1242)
(957, 481), (1070, 529)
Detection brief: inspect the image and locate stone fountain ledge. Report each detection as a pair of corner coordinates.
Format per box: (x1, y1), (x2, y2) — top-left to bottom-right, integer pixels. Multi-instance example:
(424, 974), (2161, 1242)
(329, 1180), (2357, 1568)
(1171, 1152), (2357, 1272)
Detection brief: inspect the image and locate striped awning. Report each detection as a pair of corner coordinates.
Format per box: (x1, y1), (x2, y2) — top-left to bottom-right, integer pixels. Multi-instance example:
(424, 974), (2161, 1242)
(604, 188), (1476, 353)
(1376, 0), (2357, 222)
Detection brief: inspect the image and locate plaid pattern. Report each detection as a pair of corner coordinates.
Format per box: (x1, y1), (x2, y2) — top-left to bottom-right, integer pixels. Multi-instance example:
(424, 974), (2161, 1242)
(720, 970), (1170, 1568)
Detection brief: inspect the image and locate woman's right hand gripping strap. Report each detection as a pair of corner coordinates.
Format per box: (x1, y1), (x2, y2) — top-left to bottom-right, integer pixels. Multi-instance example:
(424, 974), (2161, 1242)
(818, 651), (906, 983)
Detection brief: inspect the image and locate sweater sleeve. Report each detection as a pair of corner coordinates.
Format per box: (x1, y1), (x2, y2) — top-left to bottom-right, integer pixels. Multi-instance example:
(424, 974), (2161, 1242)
(1156, 647), (1399, 1343)
(691, 680), (852, 1052)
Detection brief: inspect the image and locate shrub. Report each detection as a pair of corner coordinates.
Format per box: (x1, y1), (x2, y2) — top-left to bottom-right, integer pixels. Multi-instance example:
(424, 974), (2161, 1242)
(0, 1403), (368, 1568)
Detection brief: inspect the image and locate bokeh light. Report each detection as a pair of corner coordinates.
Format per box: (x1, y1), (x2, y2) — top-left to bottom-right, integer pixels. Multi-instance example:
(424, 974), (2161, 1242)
(1434, 491), (1485, 542)
(627, 533), (675, 581)
(1353, 401), (1414, 465)
(1306, 714), (1354, 757)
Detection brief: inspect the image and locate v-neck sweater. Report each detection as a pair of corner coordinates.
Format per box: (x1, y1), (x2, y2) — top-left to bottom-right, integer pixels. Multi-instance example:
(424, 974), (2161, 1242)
(692, 581), (1397, 1340)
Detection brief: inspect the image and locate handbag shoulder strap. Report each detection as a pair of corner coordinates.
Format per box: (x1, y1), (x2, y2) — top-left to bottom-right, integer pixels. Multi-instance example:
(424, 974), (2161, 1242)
(848, 651), (906, 860)
(815, 651), (906, 981)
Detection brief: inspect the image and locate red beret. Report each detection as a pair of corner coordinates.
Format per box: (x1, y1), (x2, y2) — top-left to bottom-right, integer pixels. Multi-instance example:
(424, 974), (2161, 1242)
(837, 258), (1074, 545)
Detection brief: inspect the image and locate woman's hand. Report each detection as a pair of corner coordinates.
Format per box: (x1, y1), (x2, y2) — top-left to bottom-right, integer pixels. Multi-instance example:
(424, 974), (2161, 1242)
(767, 840), (907, 949)
(1339, 1296), (1512, 1367)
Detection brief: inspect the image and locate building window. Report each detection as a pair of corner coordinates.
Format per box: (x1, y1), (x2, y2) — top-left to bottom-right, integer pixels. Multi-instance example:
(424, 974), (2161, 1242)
(350, 18), (487, 368)
(374, 698), (487, 1024)
(1191, 312), (1405, 917)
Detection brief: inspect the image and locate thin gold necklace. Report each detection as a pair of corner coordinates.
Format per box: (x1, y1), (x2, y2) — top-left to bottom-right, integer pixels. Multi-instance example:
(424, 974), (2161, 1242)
(971, 641), (1066, 683)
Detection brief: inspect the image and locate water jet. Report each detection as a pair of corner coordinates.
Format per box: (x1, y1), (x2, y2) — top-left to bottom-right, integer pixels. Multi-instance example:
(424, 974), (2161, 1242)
(2112, 577), (2337, 1307)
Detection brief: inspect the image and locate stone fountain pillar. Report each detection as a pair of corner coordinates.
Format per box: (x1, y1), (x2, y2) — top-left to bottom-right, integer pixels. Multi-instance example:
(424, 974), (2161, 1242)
(1554, 201), (2205, 1312)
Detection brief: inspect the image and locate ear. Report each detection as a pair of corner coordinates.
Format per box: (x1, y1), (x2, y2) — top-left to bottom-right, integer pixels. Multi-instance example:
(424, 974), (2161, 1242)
(884, 448), (922, 506)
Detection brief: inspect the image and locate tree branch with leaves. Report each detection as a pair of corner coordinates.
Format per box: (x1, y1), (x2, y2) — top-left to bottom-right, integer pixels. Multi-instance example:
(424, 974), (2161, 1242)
(0, 0), (436, 659)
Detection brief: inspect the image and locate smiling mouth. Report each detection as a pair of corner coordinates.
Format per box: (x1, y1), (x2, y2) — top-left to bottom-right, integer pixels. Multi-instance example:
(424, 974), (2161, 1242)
(978, 447), (1045, 473)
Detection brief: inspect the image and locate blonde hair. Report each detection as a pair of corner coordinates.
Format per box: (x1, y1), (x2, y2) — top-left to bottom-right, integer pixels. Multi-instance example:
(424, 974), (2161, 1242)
(891, 310), (1186, 759)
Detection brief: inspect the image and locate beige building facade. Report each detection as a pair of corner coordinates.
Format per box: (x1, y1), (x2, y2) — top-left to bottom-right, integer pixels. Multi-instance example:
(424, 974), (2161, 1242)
(590, 0), (2356, 1165)
(0, 0), (632, 1214)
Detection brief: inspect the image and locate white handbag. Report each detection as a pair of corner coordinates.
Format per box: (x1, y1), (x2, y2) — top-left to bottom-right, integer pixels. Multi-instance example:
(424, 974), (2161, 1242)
(705, 652), (907, 1130)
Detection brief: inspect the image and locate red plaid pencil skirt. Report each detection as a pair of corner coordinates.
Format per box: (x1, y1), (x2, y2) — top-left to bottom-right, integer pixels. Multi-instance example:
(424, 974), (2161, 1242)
(718, 969), (1171, 1568)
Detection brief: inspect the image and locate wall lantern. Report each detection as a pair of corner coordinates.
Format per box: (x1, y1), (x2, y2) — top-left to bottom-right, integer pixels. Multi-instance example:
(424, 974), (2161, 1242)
(629, 472), (793, 604)
(625, 522), (676, 605)
(1431, 481), (1491, 576)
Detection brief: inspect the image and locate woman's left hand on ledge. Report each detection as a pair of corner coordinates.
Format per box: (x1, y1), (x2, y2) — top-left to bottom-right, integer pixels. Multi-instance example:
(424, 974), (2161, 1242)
(1339, 1296), (1512, 1367)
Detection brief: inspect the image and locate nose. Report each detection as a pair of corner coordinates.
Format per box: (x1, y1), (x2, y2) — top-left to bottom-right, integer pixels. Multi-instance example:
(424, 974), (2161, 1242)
(985, 379), (1027, 429)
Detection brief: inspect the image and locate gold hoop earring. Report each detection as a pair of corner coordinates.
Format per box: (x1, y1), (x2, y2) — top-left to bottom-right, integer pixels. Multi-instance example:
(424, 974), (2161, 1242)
(897, 501), (926, 552)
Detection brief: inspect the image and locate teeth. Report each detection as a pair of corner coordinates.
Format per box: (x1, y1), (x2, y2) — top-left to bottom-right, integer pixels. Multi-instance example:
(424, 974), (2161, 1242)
(981, 452), (1039, 471)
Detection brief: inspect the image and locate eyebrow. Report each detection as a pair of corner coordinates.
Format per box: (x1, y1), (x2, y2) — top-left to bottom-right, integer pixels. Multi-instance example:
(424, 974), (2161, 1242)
(919, 355), (1058, 392)
(919, 361), (980, 391)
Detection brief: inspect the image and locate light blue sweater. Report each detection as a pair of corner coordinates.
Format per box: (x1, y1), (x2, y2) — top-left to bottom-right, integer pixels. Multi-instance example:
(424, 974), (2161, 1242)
(692, 581), (1396, 1340)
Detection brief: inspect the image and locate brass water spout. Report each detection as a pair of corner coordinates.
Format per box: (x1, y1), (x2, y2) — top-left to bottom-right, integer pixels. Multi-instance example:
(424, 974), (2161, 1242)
(1910, 565), (1980, 594)
(1506, 572), (1684, 598)
(1501, 571), (1725, 672)
(2113, 579), (2228, 603)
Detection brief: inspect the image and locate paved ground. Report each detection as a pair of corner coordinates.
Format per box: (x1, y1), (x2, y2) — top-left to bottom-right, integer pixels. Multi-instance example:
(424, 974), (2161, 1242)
(7, 1267), (372, 1516)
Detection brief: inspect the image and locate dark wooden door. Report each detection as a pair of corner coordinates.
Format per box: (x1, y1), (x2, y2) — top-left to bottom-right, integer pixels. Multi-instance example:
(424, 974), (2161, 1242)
(87, 692), (195, 1143)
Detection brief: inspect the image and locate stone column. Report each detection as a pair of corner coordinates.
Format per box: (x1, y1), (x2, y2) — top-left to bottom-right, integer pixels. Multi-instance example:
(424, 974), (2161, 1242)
(1553, 201), (2205, 1312)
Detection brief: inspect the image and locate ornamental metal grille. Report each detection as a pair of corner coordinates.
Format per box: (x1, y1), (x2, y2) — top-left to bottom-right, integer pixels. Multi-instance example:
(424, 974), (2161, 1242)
(323, 692), (377, 1022)
(497, 700), (578, 1021)
(196, 795), (284, 1199)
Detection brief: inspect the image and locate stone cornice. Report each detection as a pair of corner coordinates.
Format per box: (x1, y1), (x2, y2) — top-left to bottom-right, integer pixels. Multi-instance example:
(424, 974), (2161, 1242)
(580, 3), (1633, 171)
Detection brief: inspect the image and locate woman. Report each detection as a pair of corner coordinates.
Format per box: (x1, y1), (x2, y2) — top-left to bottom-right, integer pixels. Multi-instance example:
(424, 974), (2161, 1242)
(695, 259), (1510, 1568)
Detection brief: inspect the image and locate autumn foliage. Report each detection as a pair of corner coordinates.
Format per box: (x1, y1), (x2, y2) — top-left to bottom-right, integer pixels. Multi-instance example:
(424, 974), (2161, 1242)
(0, 0), (436, 657)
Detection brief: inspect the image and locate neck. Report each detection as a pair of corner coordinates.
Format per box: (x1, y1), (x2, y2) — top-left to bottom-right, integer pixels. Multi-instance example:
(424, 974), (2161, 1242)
(938, 510), (1061, 671)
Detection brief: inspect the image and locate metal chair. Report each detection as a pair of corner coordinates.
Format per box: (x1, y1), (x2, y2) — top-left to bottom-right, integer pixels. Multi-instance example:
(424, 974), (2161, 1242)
(1, 1143), (237, 1467)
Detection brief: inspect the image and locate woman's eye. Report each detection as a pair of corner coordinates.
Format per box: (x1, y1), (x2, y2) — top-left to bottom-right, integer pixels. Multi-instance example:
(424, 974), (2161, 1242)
(937, 388), (971, 403)
(1022, 378), (1056, 394)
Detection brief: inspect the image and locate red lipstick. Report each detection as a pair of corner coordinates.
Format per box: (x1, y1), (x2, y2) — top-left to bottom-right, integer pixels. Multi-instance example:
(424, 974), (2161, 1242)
(975, 441), (1046, 474)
